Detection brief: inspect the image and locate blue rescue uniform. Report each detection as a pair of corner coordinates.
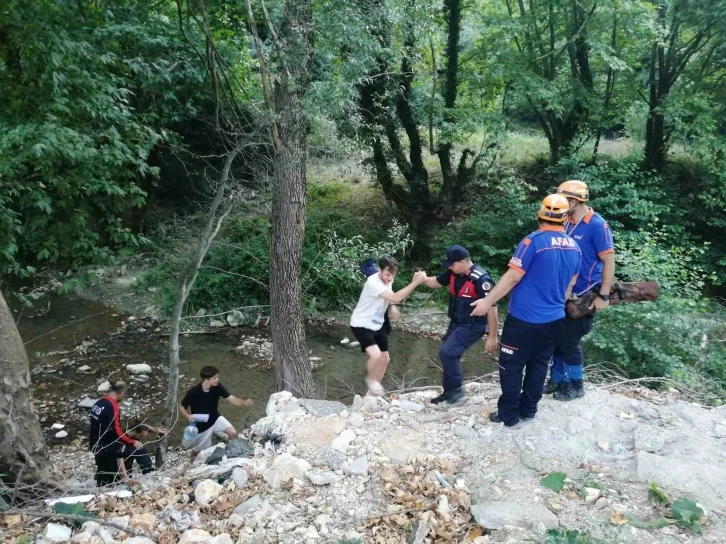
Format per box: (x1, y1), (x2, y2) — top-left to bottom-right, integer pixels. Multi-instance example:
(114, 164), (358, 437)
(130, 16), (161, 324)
(497, 225), (581, 426)
(551, 208), (614, 385)
(435, 264), (494, 394)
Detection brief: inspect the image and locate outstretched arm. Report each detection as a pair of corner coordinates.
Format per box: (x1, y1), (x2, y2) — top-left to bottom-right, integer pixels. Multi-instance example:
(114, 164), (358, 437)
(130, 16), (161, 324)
(378, 271), (426, 304)
(422, 276), (444, 289)
(469, 269), (524, 316)
(227, 395), (254, 407)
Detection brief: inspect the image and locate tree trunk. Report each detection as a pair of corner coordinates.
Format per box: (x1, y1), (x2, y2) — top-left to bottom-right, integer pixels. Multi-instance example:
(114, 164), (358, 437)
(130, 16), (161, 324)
(643, 37), (669, 173)
(0, 290), (51, 489)
(644, 107), (668, 171)
(269, 0), (316, 398)
(409, 219), (435, 264)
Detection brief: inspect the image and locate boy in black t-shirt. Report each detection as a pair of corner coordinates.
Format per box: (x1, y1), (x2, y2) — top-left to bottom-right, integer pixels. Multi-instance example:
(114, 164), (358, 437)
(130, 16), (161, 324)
(179, 366), (253, 453)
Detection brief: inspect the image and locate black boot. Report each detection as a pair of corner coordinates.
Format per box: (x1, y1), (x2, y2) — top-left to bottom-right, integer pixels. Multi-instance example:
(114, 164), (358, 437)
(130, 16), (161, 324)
(543, 379), (563, 394)
(553, 380), (585, 401)
(431, 388), (463, 405)
(488, 412), (521, 428)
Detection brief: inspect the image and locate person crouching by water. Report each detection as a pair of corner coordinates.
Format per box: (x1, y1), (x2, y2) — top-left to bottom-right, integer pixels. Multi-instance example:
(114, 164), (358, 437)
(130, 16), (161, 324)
(178, 365), (254, 455)
(89, 381), (153, 486)
(122, 422), (166, 475)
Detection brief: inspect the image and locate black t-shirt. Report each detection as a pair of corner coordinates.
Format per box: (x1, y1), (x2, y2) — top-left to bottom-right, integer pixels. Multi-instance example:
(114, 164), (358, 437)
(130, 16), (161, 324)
(181, 383), (230, 433)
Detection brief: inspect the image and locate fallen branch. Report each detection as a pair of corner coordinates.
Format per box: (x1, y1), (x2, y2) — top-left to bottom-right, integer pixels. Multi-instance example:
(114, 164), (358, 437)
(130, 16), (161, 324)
(2, 510), (154, 540)
(180, 305), (269, 320)
(586, 362), (723, 404)
(385, 372), (498, 397)
(464, 372), (497, 383)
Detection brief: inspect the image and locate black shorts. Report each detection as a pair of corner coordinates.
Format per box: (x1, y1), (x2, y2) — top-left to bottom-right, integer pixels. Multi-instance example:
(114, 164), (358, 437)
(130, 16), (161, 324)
(350, 326), (389, 353)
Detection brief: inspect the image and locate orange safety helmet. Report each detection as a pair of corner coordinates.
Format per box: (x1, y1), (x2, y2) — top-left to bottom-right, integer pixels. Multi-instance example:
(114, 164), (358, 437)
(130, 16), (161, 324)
(556, 180), (589, 201)
(538, 194), (570, 223)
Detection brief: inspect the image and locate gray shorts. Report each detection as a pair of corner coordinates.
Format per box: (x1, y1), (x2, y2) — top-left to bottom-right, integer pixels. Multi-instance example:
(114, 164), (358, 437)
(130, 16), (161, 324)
(192, 416), (233, 452)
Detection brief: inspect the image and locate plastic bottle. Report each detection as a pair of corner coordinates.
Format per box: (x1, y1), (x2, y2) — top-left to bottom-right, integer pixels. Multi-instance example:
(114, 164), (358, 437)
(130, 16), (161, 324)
(181, 421), (198, 450)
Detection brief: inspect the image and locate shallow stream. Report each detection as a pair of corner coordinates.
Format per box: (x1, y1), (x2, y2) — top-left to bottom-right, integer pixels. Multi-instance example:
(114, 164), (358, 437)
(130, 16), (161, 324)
(15, 293), (497, 447)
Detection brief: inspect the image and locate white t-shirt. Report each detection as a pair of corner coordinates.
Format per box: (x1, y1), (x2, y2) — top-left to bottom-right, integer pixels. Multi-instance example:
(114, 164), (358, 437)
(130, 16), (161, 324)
(350, 274), (391, 330)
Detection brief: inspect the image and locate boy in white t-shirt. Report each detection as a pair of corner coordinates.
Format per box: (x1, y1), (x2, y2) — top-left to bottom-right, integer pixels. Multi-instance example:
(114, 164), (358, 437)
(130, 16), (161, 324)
(350, 256), (426, 396)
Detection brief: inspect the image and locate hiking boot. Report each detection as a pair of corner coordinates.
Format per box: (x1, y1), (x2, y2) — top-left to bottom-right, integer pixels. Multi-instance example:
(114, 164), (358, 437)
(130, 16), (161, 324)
(553, 381), (585, 401)
(431, 389), (463, 405)
(543, 379), (564, 394)
(488, 412), (521, 428)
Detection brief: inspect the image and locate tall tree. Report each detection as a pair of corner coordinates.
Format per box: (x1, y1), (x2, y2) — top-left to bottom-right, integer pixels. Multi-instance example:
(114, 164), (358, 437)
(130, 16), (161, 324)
(641, 0), (725, 172)
(497, 0), (600, 163)
(347, 0), (491, 261)
(0, 290), (51, 489)
(247, 0), (317, 396)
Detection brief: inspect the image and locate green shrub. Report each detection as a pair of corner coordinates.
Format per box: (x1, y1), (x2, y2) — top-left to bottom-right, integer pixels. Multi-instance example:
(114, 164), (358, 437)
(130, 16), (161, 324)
(549, 157), (672, 232)
(434, 167), (538, 276)
(550, 155), (726, 289)
(138, 191), (414, 316)
(584, 228), (726, 390)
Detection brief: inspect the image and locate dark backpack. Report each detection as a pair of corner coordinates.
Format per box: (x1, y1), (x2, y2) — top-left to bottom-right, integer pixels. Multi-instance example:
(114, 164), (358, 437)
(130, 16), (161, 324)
(360, 257), (379, 277)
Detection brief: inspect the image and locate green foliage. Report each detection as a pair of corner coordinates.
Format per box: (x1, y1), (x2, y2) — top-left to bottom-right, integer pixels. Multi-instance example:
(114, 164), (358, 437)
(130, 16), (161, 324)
(0, 0), (208, 282)
(540, 472), (567, 492)
(551, 158), (671, 232)
(552, 153), (726, 287)
(52, 502), (95, 527)
(671, 498), (705, 533)
(648, 483), (670, 506)
(139, 183), (414, 316)
(631, 487), (704, 533)
(584, 227), (726, 388)
(435, 169), (538, 275)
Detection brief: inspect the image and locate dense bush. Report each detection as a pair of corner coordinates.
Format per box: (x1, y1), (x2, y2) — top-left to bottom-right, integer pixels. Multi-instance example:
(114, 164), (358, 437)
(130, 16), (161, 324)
(0, 2), (210, 281)
(433, 167), (539, 277)
(550, 155), (726, 289)
(584, 228), (725, 392)
(138, 182), (415, 316)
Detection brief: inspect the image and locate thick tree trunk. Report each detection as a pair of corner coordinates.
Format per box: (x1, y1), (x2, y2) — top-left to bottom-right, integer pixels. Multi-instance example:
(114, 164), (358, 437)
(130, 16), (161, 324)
(644, 107), (668, 172)
(643, 38), (669, 173)
(270, 0), (316, 398)
(409, 219), (435, 264)
(0, 290), (51, 488)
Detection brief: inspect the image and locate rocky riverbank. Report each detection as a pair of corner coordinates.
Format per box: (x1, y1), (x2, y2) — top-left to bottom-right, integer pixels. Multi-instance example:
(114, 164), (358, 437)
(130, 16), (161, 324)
(10, 381), (726, 544)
